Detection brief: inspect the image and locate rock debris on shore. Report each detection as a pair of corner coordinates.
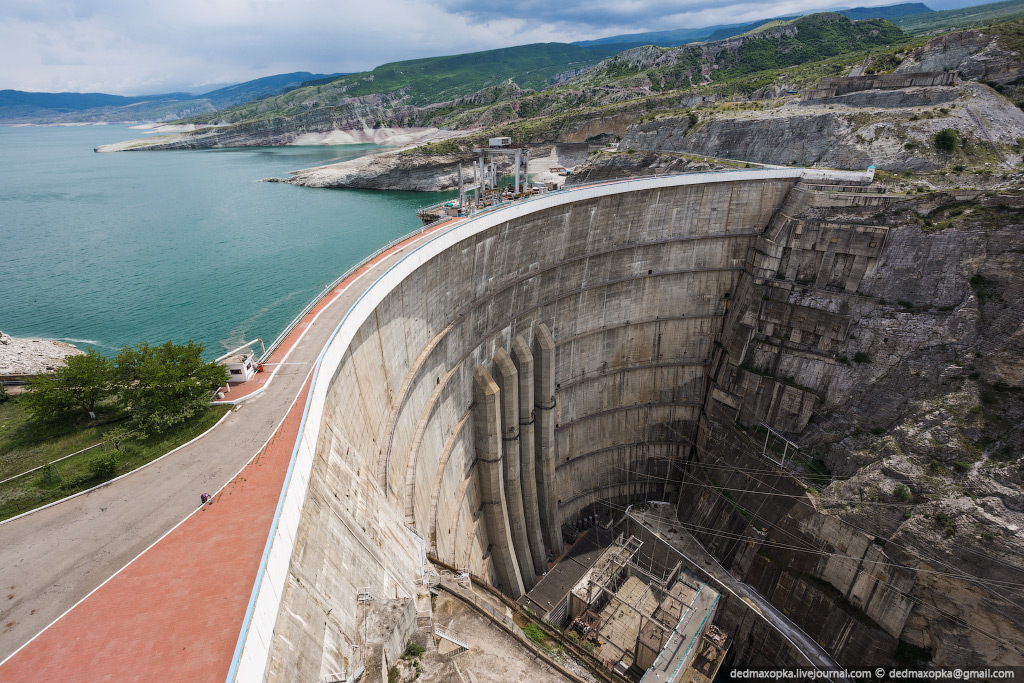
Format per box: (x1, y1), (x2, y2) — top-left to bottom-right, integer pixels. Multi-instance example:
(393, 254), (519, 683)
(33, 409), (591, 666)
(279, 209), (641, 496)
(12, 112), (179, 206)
(0, 331), (84, 377)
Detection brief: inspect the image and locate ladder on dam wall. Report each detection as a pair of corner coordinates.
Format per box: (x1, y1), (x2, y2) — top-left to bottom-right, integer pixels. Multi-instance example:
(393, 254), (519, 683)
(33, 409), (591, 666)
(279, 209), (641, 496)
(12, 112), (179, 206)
(434, 626), (469, 658)
(320, 663), (364, 683)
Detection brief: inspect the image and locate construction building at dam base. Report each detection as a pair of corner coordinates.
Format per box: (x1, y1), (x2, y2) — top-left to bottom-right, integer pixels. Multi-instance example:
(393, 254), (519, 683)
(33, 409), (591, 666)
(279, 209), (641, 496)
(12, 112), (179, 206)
(520, 523), (727, 682)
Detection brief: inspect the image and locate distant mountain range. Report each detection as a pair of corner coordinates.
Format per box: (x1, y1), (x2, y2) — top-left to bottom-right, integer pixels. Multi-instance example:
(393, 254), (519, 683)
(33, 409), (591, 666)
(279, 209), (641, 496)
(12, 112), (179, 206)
(179, 43), (621, 127)
(0, 72), (340, 124)
(574, 3), (934, 50)
(6, 0), (1022, 129)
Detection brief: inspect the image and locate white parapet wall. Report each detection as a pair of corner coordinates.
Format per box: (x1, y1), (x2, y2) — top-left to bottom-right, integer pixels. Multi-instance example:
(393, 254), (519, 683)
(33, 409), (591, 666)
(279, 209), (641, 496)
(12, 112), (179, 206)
(226, 167), (872, 682)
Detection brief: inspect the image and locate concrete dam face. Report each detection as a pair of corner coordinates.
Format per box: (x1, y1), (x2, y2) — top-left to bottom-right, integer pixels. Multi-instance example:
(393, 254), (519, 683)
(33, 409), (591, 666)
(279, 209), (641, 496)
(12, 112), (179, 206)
(235, 171), (1016, 680)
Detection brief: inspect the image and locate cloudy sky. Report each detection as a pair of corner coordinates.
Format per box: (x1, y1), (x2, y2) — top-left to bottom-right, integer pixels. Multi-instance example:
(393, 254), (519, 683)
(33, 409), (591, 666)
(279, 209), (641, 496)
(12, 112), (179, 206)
(1, 0), (984, 95)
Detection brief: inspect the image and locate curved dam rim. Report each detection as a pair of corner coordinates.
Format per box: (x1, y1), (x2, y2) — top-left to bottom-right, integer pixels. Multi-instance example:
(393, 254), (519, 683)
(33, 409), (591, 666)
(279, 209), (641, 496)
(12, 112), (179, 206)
(229, 166), (875, 682)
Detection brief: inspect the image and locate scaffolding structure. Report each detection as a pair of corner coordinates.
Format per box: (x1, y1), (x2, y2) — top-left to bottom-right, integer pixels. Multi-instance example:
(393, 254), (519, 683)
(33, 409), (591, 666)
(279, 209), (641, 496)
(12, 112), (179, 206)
(461, 142), (531, 209)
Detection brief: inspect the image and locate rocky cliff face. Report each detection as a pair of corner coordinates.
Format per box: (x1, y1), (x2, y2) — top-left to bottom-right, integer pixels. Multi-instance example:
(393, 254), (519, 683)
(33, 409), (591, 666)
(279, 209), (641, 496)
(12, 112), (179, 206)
(566, 150), (733, 184)
(618, 83), (1024, 172)
(679, 183), (1024, 667)
(609, 25), (1024, 173)
(897, 28), (1024, 84)
(281, 143), (591, 192)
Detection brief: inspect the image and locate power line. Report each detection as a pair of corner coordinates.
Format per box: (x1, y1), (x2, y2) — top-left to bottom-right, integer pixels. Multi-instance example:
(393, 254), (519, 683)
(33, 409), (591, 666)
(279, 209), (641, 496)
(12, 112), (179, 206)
(572, 478), (1024, 589)
(684, 416), (1024, 577)
(625, 506), (1024, 658)
(564, 484), (1024, 655)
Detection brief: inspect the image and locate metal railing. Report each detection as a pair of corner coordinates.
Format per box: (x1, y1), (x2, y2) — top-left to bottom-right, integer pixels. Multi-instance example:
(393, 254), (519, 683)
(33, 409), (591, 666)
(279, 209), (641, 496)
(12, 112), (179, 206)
(215, 338), (265, 364)
(434, 626), (469, 651)
(417, 198), (455, 214)
(0, 441), (105, 486)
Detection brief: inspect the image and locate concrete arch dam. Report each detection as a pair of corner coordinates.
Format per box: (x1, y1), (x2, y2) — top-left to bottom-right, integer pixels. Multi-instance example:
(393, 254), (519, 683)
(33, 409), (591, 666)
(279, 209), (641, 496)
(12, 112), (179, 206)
(236, 169), (883, 680)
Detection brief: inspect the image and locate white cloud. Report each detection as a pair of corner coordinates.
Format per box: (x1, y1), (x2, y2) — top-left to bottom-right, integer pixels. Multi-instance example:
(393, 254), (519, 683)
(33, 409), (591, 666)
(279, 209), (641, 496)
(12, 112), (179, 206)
(0, 0), (955, 95)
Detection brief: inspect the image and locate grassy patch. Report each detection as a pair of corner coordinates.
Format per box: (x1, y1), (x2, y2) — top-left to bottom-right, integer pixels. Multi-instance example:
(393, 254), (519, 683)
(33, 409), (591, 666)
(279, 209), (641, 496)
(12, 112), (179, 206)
(523, 623), (547, 644)
(935, 511), (958, 536)
(0, 396), (128, 480)
(0, 396), (228, 521)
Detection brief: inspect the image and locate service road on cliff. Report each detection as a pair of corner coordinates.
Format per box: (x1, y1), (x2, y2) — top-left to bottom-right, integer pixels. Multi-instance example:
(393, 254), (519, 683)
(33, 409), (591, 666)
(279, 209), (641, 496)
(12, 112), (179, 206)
(0, 215), (468, 663)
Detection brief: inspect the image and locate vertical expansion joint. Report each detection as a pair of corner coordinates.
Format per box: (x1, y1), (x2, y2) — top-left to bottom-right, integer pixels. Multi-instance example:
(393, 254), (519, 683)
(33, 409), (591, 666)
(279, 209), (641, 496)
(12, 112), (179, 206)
(493, 346), (536, 591)
(533, 323), (561, 556)
(493, 348), (520, 441)
(472, 364), (525, 598)
(512, 332), (547, 576)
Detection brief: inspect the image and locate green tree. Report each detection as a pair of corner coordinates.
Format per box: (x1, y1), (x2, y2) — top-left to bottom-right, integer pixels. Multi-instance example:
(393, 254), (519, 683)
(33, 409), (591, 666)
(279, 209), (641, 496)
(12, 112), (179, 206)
(934, 128), (959, 152)
(23, 348), (114, 422)
(22, 374), (74, 421)
(104, 425), (135, 455)
(114, 340), (228, 434)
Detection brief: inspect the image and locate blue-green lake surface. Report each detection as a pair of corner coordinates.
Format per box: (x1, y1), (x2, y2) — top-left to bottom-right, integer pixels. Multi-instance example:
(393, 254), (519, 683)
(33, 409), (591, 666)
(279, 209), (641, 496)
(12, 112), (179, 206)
(0, 124), (455, 358)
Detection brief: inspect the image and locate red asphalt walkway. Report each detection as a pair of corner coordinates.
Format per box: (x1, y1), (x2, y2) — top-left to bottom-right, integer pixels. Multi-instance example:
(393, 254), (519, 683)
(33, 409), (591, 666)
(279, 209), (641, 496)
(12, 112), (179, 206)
(0, 216), (463, 682)
(0, 371), (312, 682)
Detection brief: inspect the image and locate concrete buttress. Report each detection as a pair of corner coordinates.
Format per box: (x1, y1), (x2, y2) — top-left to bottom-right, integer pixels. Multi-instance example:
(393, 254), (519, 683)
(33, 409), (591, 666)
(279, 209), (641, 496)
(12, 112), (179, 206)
(512, 335), (547, 576)
(533, 324), (561, 555)
(493, 348), (536, 590)
(472, 365), (525, 599)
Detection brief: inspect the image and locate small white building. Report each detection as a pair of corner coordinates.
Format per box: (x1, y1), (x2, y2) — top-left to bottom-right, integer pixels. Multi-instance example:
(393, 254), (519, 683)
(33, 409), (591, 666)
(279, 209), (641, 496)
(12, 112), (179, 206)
(223, 353), (258, 382)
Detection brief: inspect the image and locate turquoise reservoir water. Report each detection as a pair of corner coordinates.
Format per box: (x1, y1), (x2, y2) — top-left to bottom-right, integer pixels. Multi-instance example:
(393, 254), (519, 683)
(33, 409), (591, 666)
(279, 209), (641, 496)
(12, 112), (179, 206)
(0, 125), (454, 358)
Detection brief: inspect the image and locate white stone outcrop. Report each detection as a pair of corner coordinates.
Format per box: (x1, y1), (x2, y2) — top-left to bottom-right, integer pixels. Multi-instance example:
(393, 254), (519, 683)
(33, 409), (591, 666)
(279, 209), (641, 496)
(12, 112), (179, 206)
(0, 332), (84, 376)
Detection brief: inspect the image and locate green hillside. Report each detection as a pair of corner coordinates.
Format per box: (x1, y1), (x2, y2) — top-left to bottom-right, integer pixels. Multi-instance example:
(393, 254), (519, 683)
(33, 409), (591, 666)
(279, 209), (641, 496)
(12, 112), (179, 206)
(188, 43), (616, 125)
(118, 9), (1024, 154)
(574, 3), (930, 48)
(196, 72), (337, 108)
(0, 90), (190, 111)
(157, 11), (913, 143)
(339, 43), (615, 103)
(719, 14), (905, 76)
(0, 72), (336, 124)
(840, 2), (932, 20)
(894, 0), (1024, 33)
(581, 14), (906, 91)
